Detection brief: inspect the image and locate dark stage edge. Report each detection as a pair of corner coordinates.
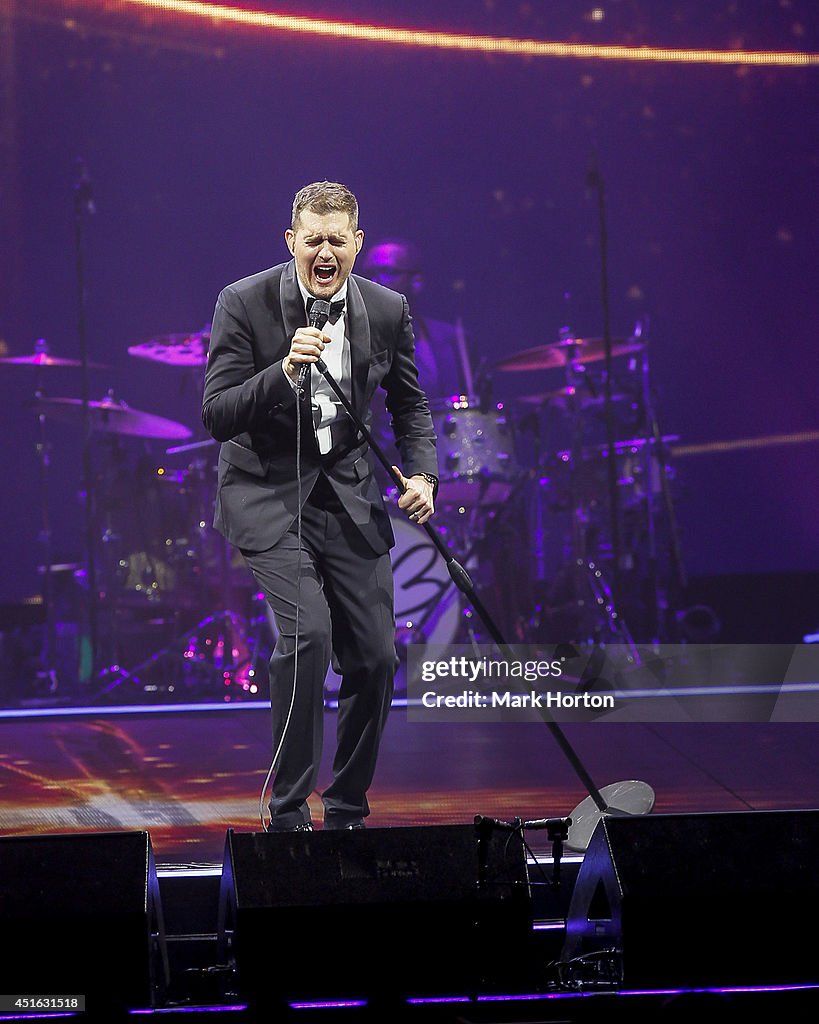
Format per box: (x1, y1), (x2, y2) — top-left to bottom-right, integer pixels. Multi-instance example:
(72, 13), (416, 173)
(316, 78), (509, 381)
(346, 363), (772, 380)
(110, 853), (816, 1024)
(35, 989), (814, 1023)
(1, 847), (818, 1022)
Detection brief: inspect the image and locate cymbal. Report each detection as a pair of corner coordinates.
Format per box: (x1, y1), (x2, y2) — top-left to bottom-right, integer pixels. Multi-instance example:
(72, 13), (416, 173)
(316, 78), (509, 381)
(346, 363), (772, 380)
(518, 386), (628, 409)
(0, 350), (108, 369)
(553, 434), (680, 462)
(128, 330), (210, 367)
(494, 336), (642, 373)
(32, 395), (193, 440)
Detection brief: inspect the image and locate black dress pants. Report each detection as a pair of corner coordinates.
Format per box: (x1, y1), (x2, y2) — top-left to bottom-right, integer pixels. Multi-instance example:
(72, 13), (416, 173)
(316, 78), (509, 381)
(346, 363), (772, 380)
(241, 475), (395, 829)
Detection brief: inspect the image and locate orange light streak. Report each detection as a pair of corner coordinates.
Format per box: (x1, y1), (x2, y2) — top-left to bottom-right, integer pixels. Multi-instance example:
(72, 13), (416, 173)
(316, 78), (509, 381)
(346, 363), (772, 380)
(89, 0), (819, 67)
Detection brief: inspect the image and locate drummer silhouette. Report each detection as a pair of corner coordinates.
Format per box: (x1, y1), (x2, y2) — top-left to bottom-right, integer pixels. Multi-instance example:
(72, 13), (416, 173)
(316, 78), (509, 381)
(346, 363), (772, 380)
(360, 238), (472, 403)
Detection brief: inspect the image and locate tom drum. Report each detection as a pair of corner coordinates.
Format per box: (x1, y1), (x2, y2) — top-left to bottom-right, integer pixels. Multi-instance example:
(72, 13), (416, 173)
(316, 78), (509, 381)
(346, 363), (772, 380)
(432, 396), (517, 506)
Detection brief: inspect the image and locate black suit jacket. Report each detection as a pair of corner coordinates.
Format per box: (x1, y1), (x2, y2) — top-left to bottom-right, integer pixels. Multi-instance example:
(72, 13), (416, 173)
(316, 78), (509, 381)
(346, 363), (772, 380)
(202, 260), (438, 555)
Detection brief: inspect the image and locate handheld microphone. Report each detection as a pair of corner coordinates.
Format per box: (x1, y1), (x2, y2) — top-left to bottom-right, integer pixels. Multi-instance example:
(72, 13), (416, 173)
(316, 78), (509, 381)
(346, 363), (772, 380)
(297, 298), (332, 395)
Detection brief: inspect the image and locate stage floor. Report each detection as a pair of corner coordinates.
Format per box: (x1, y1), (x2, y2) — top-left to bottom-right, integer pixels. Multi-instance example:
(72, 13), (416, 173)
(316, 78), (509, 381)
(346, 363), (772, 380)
(2, 699), (818, 1023)
(1, 698), (818, 866)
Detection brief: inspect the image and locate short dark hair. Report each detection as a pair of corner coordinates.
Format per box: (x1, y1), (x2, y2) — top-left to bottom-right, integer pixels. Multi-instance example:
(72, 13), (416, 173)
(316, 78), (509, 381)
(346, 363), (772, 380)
(291, 181), (359, 231)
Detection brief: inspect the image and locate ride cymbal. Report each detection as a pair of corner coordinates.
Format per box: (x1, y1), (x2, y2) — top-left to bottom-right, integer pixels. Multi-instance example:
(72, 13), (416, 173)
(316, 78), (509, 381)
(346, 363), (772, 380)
(0, 350), (108, 369)
(32, 394), (193, 440)
(494, 336), (642, 373)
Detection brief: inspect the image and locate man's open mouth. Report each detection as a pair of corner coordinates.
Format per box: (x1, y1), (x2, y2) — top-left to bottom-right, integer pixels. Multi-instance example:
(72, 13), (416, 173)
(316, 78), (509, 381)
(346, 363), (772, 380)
(314, 265), (336, 283)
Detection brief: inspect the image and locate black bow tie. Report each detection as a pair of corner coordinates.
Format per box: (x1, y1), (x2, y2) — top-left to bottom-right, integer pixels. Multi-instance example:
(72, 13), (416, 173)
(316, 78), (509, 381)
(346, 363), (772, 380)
(306, 296), (346, 325)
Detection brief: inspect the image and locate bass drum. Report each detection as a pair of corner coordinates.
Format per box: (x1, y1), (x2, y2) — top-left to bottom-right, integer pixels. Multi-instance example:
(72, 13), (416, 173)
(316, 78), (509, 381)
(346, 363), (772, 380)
(390, 515), (462, 649)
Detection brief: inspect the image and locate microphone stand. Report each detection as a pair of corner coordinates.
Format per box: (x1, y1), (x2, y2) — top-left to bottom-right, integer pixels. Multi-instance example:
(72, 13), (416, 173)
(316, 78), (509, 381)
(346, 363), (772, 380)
(74, 158), (99, 677)
(312, 357), (609, 814)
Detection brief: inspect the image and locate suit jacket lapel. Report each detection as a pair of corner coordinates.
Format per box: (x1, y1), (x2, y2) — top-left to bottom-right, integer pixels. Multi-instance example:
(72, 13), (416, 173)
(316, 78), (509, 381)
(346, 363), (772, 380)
(346, 274), (370, 414)
(280, 260), (306, 340)
(279, 260), (318, 447)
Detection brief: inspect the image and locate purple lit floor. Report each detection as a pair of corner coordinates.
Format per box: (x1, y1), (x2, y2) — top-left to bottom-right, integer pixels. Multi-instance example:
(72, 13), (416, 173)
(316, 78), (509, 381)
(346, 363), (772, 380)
(1, 700), (817, 866)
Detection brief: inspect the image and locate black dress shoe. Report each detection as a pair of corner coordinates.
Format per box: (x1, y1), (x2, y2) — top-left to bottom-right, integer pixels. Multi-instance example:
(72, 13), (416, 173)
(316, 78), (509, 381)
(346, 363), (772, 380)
(267, 821), (313, 832)
(324, 817), (365, 830)
(345, 822), (366, 830)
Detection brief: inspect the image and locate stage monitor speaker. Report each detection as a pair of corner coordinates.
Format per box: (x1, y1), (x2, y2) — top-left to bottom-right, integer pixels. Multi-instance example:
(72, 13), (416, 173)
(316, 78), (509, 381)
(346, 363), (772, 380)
(560, 808), (819, 990)
(0, 830), (169, 1014)
(218, 824), (532, 1007)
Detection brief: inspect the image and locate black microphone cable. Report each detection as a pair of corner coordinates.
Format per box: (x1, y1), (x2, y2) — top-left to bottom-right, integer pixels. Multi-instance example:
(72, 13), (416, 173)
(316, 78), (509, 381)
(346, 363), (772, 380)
(259, 300), (331, 830)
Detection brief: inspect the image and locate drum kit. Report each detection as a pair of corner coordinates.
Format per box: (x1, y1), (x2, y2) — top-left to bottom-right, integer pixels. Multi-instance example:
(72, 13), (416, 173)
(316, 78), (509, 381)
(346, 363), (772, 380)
(403, 323), (682, 652)
(490, 325), (682, 647)
(1, 332), (243, 699)
(390, 323), (683, 661)
(3, 320), (680, 700)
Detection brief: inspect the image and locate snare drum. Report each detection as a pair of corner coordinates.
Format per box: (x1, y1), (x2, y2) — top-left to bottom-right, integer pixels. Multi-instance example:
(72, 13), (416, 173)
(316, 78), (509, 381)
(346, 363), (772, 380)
(432, 396), (517, 506)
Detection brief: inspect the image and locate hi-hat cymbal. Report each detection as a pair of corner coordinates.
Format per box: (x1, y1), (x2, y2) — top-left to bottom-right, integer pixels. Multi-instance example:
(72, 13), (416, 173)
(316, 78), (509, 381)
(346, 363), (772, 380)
(128, 329), (210, 367)
(495, 336), (642, 373)
(31, 395), (193, 440)
(0, 350), (108, 369)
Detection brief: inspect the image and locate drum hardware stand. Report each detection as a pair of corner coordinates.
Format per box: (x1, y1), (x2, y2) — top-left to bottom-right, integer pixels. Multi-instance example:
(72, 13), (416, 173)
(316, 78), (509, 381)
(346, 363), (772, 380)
(550, 328), (636, 652)
(31, 351), (59, 692)
(94, 607), (261, 700)
(531, 472), (548, 592)
(578, 557), (637, 652)
(93, 516), (262, 700)
(587, 153), (626, 606)
(637, 335), (687, 642)
(454, 315), (474, 397)
(73, 157), (100, 677)
(310, 353), (654, 836)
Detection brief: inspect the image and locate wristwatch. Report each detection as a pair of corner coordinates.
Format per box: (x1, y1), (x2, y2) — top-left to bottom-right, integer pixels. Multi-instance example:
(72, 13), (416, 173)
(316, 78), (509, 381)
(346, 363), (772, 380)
(413, 472), (438, 488)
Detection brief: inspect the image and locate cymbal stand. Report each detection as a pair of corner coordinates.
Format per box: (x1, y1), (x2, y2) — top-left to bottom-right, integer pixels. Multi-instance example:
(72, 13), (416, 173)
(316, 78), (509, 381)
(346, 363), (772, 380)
(637, 330), (687, 640)
(560, 328), (589, 569)
(587, 154), (625, 601)
(558, 330), (636, 651)
(32, 349), (58, 691)
(73, 158), (99, 675)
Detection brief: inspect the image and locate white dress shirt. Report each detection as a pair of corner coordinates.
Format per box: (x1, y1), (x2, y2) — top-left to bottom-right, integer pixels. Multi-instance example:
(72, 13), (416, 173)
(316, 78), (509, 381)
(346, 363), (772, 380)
(291, 279), (352, 454)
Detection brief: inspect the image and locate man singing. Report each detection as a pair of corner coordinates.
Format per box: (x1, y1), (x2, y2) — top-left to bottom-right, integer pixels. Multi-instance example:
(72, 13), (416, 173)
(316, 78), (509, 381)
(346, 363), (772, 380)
(202, 181), (438, 832)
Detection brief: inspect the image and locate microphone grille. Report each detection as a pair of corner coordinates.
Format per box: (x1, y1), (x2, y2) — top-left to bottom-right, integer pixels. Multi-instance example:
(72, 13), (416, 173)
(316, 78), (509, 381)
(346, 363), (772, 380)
(308, 298), (332, 327)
